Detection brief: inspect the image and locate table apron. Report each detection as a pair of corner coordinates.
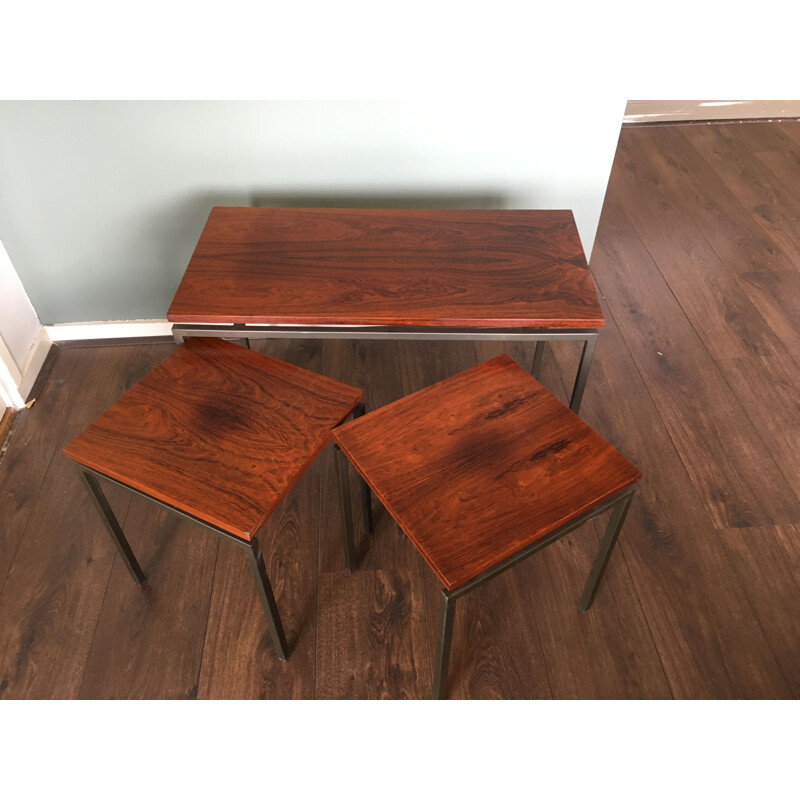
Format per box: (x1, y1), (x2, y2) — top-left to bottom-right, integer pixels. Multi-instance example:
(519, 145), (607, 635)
(171, 323), (599, 343)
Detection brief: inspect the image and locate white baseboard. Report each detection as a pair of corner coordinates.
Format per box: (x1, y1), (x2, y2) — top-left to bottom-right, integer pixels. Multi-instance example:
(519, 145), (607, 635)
(18, 327), (54, 402)
(0, 326), (53, 409)
(0, 320), (172, 409)
(46, 319), (172, 342)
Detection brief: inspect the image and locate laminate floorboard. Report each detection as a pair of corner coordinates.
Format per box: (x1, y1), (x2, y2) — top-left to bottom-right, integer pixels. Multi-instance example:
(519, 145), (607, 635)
(735, 268), (800, 355)
(684, 123), (800, 209)
(714, 353), (800, 491)
(315, 568), (430, 699)
(0, 347), (89, 597)
(745, 202), (800, 268)
(716, 525), (800, 697)
(591, 199), (800, 529)
(548, 316), (790, 698)
(1, 120), (797, 699)
(0, 345), (171, 698)
(752, 153), (800, 206)
(444, 567), (553, 700)
(779, 120), (800, 149)
(674, 123), (800, 261)
(615, 126), (800, 276)
(728, 119), (800, 153)
(613, 129), (785, 358)
(78, 507), (219, 699)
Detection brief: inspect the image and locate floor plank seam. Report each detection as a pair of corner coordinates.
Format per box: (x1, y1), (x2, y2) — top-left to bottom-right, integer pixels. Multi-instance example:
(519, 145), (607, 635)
(616, 540), (676, 699)
(193, 536), (222, 701)
(76, 549), (118, 699)
(712, 536), (797, 698)
(415, 552), (434, 699)
(676, 125), (797, 234)
(76, 489), (137, 699)
(709, 355), (800, 512)
(0, 435), (76, 601)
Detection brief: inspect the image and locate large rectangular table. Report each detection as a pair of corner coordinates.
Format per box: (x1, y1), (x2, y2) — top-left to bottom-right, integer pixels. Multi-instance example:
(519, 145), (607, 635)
(167, 207), (604, 413)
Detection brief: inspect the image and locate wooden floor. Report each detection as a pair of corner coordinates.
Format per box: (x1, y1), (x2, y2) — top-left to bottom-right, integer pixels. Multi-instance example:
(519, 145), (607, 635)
(1, 121), (798, 699)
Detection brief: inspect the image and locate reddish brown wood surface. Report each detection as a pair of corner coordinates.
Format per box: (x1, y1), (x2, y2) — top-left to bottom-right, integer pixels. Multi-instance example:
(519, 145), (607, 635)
(63, 337), (362, 540)
(167, 207), (603, 328)
(333, 355), (641, 590)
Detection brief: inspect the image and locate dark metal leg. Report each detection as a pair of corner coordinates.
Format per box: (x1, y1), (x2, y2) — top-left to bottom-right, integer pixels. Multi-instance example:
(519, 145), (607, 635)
(569, 335), (598, 414)
(532, 340), (546, 379)
(432, 590), (456, 700)
(80, 470), (145, 586)
(241, 338), (251, 349)
(334, 445), (357, 573)
(244, 537), (289, 661)
(578, 491), (635, 612)
(352, 402), (373, 534)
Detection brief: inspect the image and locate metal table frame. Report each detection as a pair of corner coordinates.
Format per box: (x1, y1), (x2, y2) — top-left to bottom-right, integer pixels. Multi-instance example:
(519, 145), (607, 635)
(336, 461), (637, 699)
(69, 403), (372, 664)
(171, 324), (600, 414)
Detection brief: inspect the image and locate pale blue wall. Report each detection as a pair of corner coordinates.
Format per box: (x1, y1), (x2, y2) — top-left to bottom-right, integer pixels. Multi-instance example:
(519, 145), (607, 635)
(0, 101), (624, 324)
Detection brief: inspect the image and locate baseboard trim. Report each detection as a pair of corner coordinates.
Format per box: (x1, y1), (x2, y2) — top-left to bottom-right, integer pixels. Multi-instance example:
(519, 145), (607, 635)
(57, 336), (176, 348)
(46, 319), (173, 342)
(18, 328), (55, 403)
(24, 343), (59, 403)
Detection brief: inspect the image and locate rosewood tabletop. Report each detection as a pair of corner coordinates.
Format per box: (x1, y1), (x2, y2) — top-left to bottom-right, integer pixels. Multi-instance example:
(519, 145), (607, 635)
(332, 354), (641, 592)
(168, 207), (603, 327)
(167, 207), (605, 411)
(63, 337), (363, 540)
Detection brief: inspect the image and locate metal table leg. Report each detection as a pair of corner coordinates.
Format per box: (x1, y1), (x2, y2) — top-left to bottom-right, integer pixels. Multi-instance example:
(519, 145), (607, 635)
(80, 469), (145, 586)
(531, 340), (546, 380)
(428, 485), (636, 697)
(335, 445), (357, 573)
(245, 537), (289, 661)
(432, 590), (456, 700)
(76, 465), (292, 661)
(352, 402), (373, 535)
(569, 335), (598, 413)
(579, 490), (635, 612)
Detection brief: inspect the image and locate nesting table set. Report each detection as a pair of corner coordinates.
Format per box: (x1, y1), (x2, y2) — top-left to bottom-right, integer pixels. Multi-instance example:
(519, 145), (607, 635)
(64, 207), (641, 699)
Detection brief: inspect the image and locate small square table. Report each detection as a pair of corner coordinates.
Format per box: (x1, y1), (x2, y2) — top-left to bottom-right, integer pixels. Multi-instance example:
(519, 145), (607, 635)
(63, 337), (364, 661)
(332, 354), (642, 698)
(167, 207), (604, 413)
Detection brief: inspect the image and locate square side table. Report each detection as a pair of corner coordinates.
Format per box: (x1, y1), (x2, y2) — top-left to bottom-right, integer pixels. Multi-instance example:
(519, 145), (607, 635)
(64, 337), (365, 661)
(332, 354), (641, 697)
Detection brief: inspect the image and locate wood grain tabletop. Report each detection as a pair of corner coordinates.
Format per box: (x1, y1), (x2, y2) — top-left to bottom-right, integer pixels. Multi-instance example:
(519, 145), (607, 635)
(167, 207), (603, 328)
(63, 337), (363, 540)
(332, 354), (641, 589)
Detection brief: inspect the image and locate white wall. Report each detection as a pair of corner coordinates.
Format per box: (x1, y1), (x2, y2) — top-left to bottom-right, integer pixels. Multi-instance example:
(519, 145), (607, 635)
(0, 238), (40, 364)
(0, 101), (625, 324)
(0, 238), (46, 409)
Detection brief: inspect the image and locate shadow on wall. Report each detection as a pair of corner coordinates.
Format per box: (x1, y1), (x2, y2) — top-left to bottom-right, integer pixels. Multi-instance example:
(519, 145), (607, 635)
(143, 191), (253, 319)
(249, 191), (508, 210)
